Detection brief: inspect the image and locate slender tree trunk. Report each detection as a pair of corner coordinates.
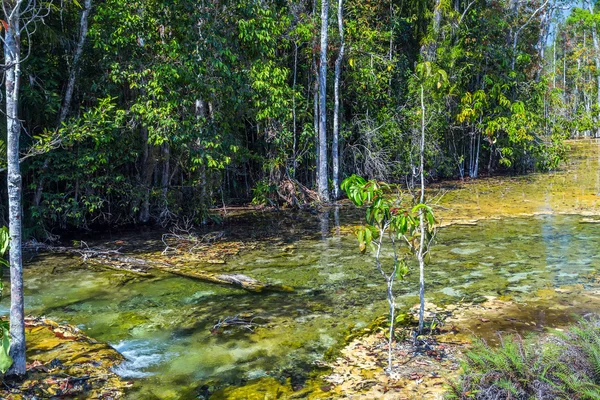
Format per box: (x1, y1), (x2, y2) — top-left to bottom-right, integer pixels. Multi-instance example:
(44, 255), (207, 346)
(473, 131), (480, 179)
(313, 80), (319, 188)
(34, 0), (93, 208)
(59, 0), (92, 123)
(535, 0), (555, 81)
(4, 8), (26, 376)
(312, 0), (319, 189)
(318, 0), (330, 202)
(591, 22), (600, 107)
(139, 126), (156, 223)
(563, 49), (567, 91)
(587, 1), (600, 135)
(332, 0), (344, 200)
(511, 0), (550, 71)
(161, 142), (170, 202)
(420, 0), (442, 62)
(292, 42), (298, 179)
(553, 38), (557, 88)
(417, 85), (426, 334)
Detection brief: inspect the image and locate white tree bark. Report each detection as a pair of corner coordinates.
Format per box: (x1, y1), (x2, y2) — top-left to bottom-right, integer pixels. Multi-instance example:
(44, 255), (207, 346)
(318, 0), (330, 202)
(511, 0), (551, 71)
(3, 1), (26, 375)
(332, 0), (344, 200)
(587, 1), (600, 108)
(417, 85), (426, 334)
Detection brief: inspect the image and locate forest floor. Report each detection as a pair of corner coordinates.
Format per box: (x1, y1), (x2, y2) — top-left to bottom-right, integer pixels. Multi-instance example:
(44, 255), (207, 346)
(0, 317), (129, 399)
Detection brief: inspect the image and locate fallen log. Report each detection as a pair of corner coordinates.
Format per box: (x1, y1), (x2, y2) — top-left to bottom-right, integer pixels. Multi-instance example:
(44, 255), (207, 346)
(25, 242), (293, 293)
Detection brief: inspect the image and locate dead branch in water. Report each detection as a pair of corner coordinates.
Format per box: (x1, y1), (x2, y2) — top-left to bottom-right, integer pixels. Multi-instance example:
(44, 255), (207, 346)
(275, 177), (319, 208)
(161, 218), (225, 255)
(211, 314), (266, 333)
(24, 241), (293, 293)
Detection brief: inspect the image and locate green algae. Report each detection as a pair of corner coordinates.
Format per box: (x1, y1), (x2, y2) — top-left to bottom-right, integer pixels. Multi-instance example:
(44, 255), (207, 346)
(0, 317), (128, 399)
(1, 141), (600, 398)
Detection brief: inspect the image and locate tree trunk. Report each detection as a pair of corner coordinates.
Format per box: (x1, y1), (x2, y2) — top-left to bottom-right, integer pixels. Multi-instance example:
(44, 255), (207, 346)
(417, 84), (426, 335)
(139, 126), (156, 223)
(332, 0), (344, 200)
(553, 38), (557, 88)
(34, 0), (93, 208)
(420, 0), (442, 62)
(59, 0), (92, 123)
(473, 131), (480, 179)
(318, 0), (330, 202)
(4, 9), (26, 376)
(512, 0), (550, 71)
(161, 142), (170, 202)
(292, 42), (298, 179)
(590, 16), (600, 108)
(535, 0), (555, 81)
(312, 0), (319, 189)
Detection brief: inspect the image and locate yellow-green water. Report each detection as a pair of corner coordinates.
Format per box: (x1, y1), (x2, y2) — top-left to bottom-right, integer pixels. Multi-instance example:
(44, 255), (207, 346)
(2, 140), (600, 399)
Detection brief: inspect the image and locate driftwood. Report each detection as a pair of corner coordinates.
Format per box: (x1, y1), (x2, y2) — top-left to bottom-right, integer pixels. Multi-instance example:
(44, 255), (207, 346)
(24, 241), (293, 293)
(212, 314), (266, 333)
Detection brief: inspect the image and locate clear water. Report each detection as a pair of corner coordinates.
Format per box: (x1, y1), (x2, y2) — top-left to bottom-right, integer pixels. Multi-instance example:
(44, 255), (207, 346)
(3, 140), (600, 398)
(3, 212), (600, 398)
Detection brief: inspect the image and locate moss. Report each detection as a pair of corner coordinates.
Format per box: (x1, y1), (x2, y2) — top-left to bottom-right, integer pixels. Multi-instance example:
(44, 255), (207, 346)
(210, 377), (295, 399)
(0, 317), (129, 399)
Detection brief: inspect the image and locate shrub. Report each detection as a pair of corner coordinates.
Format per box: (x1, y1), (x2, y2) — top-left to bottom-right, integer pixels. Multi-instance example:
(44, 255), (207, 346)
(447, 318), (600, 400)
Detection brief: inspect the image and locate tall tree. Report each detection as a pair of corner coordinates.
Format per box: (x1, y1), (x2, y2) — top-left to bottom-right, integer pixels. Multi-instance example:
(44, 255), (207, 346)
(34, 0), (93, 208)
(586, 0), (600, 108)
(318, 0), (330, 202)
(332, 0), (344, 200)
(2, 0), (49, 376)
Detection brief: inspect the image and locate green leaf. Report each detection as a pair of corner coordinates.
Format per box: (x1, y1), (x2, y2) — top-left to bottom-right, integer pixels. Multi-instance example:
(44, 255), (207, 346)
(364, 226), (372, 246)
(0, 326), (12, 374)
(0, 227), (9, 256)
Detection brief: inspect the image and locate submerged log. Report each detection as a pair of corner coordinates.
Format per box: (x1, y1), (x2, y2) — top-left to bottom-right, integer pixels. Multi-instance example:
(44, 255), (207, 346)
(159, 269), (293, 293)
(25, 242), (293, 293)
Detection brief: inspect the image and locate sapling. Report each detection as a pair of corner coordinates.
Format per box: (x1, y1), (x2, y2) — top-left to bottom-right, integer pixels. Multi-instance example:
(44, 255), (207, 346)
(341, 176), (436, 372)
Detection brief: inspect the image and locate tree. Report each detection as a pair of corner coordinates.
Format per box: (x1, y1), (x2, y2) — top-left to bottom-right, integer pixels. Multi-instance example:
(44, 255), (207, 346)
(34, 0), (93, 208)
(341, 175), (436, 372)
(413, 61), (446, 333)
(317, 0), (330, 202)
(2, 0), (50, 376)
(332, 0), (344, 200)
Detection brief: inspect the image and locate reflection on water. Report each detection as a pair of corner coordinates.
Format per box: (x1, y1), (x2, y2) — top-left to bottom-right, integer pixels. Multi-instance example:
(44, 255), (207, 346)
(2, 212), (600, 398)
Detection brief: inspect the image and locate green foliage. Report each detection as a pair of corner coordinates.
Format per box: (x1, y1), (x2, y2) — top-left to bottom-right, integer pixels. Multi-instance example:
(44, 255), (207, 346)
(447, 319), (600, 400)
(0, 228), (11, 374)
(251, 179), (277, 207)
(0, 226), (8, 297)
(3, 0), (571, 235)
(0, 321), (11, 375)
(341, 174), (435, 256)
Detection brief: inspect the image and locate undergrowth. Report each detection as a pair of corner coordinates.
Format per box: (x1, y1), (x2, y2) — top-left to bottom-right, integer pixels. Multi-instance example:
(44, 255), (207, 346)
(447, 318), (600, 400)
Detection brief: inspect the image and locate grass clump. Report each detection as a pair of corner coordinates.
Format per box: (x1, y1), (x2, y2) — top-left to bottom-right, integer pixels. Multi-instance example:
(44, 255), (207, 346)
(447, 318), (600, 399)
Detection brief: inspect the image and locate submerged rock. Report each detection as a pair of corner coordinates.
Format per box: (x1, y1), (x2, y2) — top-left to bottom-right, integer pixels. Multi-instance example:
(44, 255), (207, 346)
(0, 317), (130, 399)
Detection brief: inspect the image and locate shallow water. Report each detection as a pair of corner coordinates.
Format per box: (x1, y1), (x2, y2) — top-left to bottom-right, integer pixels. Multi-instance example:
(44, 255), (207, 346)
(2, 213), (600, 398)
(2, 140), (600, 399)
